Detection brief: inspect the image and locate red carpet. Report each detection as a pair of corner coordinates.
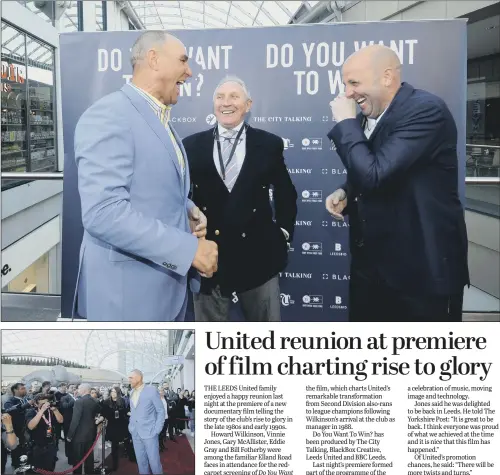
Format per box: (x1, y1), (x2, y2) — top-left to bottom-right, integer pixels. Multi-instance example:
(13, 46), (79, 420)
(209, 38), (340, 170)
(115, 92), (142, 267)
(104, 436), (195, 475)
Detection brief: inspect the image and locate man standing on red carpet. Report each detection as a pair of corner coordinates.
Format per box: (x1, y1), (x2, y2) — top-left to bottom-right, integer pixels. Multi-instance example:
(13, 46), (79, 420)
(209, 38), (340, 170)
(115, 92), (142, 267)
(128, 370), (165, 474)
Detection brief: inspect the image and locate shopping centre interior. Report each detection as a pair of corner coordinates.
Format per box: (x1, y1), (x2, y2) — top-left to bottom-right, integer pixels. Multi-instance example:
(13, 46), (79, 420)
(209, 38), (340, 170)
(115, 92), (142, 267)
(1, 1), (499, 320)
(1, 329), (195, 474)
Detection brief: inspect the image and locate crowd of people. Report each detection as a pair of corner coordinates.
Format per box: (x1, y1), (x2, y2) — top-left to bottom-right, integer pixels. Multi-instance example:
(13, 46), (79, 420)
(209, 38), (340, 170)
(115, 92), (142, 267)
(1, 379), (195, 474)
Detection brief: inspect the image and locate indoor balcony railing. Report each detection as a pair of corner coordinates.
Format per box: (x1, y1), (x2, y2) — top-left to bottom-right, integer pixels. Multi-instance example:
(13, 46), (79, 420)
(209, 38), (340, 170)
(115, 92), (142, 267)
(1, 168), (499, 322)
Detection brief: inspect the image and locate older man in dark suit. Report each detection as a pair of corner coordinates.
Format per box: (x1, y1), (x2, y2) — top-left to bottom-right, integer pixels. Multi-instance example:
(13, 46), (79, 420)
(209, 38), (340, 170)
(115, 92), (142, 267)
(66, 384), (99, 474)
(183, 76), (298, 321)
(326, 45), (469, 322)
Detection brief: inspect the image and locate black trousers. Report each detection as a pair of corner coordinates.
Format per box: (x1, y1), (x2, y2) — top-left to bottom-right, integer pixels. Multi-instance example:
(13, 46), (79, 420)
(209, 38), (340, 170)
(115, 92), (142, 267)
(349, 268), (464, 322)
(10, 433), (26, 468)
(111, 440), (120, 470)
(32, 443), (57, 471)
(72, 440), (94, 474)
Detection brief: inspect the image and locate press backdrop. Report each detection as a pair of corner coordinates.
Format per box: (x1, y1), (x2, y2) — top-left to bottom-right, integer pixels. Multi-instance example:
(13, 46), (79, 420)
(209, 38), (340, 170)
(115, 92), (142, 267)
(60, 20), (467, 321)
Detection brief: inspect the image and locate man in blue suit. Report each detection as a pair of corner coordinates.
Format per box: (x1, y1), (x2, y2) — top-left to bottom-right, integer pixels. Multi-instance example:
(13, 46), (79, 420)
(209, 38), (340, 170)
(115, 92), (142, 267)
(73, 31), (218, 321)
(128, 370), (165, 475)
(326, 44), (469, 322)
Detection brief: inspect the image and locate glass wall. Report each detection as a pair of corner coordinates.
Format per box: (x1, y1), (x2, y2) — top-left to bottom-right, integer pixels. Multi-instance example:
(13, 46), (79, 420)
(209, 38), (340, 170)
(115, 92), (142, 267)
(1, 21), (57, 190)
(465, 12), (500, 218)
(2, 250), (52, 294)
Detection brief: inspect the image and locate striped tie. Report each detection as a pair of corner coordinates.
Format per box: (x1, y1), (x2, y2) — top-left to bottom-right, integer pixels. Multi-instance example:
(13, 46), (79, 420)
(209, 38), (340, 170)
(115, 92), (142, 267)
(221, 129), (238, 191)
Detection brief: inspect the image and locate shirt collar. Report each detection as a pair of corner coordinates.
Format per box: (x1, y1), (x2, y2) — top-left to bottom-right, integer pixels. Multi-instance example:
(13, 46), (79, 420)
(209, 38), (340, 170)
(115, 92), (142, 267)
(218, 121), (244, 136)
(366, 108), (387, 131)
(130, 83), (172, 122)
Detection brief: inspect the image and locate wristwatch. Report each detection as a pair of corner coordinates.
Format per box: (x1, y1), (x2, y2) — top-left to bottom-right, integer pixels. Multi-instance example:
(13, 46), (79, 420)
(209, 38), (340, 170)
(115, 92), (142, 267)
(5, 430), (14, 434)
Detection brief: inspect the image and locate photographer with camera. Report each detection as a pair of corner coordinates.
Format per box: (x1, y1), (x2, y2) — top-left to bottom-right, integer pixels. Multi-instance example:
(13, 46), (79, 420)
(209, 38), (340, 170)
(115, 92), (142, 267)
(3, 383), (34, 470)
(25, 393), (63, 471)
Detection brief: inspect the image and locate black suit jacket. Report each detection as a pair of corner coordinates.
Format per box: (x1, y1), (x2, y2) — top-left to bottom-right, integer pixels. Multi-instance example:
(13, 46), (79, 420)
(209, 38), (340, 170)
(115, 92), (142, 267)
(183, 125), (298, 295)
(4, 396), (31, 438)
(60, 394), (76, 434)
(328, 82), (469, 295)
(67, 394), (99, 443)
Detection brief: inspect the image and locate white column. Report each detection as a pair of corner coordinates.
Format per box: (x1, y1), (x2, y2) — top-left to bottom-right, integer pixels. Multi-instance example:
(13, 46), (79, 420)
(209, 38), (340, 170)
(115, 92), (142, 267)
(82, 1), (97, 31)
(106, 1), (131, 31)
(48, 243), (60, 294)
(182, 359), (195, 392)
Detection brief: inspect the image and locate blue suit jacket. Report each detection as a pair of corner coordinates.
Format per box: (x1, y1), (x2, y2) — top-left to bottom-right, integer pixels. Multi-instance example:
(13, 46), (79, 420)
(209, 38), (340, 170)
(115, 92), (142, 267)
(128, 385), (165, 440)
(73, 84), (200, 321)
(328, 82), (469, 295)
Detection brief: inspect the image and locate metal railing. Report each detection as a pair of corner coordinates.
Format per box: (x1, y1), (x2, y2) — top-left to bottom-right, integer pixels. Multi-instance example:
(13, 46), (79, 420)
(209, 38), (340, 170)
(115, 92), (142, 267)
(1, 171), (499, 184)
(466, 143), (500, 180)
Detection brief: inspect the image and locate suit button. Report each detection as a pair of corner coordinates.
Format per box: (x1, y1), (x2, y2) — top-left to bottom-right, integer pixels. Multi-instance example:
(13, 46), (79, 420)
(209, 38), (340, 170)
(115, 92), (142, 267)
(242, 233), (246, 238)
(215, 230), (220, 236)
(253, 209), (256, 212)
(195, 184), (198, 188)
(202, 207), (207, 211)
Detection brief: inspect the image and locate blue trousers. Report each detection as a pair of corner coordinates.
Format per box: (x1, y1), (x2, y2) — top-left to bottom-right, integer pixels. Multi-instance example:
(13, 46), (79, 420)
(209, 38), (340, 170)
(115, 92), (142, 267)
(131, 433), (163, 474)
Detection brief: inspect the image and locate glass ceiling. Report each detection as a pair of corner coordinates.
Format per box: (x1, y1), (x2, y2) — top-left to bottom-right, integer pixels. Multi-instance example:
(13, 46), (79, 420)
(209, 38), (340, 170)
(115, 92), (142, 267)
(8, 1), (323, 65)
(2, 330), (186, 377)
(2, 21), (54, 69)
(130, 1), (318, 29)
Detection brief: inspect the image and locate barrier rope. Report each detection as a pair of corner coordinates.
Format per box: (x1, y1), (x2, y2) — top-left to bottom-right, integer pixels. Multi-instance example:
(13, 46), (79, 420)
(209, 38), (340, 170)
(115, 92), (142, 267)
(25, 418), (192, 474)
(31, 428), (102, 475)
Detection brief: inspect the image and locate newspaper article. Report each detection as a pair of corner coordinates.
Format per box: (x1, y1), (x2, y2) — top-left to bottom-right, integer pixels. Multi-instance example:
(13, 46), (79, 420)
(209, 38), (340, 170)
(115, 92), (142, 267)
(196, 323), (499, 475)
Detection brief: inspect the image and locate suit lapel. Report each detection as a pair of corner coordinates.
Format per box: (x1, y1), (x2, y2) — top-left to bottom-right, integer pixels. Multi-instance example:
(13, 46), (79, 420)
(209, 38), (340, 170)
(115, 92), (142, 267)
(199, 128), (229, 197)
(121, 84), (183, 183)
(169, 124), (188, 194)
(367, 82), (414, 142)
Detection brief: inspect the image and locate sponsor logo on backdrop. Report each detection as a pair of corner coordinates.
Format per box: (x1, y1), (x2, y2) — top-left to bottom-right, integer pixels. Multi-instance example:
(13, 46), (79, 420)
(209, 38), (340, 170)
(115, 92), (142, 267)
(302, 242), (322, 256)
(206, 114), (216, 125)
(330, 140), (337, 151)
(321, 168), (347, 175)
(323, 220), (350, 227)
(295, 220), (312, 227)
(279, 272), (313, 280)
(280, 293), (295, 306)
(331, 274), (350, 281)
(302, 190), (322, 203)
(288, 168), (312, 174)
(302, 137), (323, 151)
(302, 295), (323, 309)
(171, 117), (197, 123)
(330, 295), (348, 310)
(252, 116), (312, 123)
(330, 243), (348, 257)
(322, 274), (329, 280)
(282, 138), (294, 150)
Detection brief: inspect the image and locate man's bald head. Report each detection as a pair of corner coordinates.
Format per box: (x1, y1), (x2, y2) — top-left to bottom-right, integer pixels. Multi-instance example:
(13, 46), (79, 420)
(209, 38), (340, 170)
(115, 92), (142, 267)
(342, 45), (402, 119)
(130, 30), (192, 106)
(128, 369), (144, 389)
(346, 44), (401, 74)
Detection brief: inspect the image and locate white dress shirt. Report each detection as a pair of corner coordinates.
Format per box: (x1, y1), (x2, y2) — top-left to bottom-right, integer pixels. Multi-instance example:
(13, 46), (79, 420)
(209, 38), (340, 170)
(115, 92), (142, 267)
(213, 121), (246, 180)
(364, 108), (387, 139)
